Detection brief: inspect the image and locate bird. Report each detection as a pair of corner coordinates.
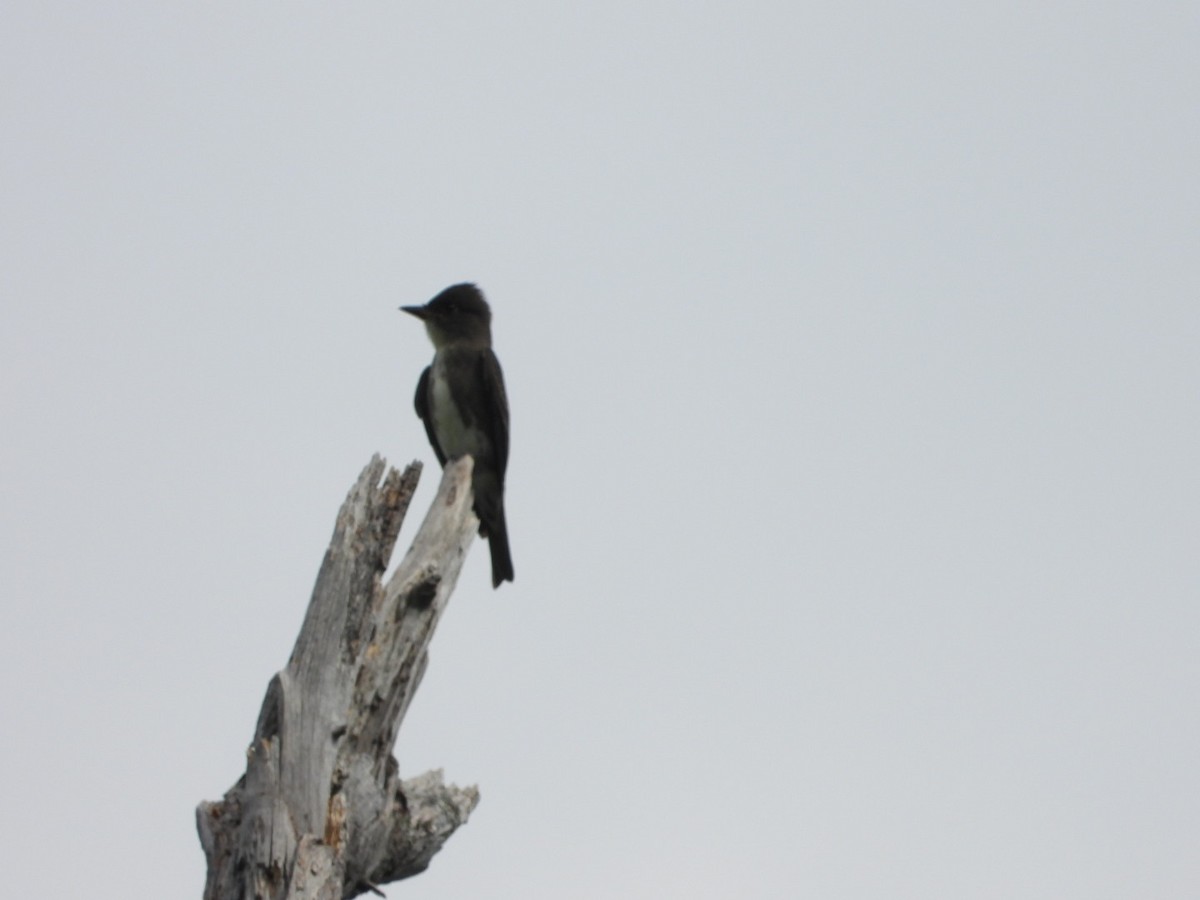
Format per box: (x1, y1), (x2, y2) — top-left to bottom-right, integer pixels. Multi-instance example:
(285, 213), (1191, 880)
(401, 283), (514, 588)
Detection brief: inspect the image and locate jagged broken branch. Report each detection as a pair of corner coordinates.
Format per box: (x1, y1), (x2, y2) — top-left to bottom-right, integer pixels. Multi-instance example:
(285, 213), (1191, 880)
(197, 455), (481, 900)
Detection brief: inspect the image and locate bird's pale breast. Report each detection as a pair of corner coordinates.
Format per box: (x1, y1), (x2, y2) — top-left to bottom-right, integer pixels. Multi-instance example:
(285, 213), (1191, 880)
(430, 354), (488, 460)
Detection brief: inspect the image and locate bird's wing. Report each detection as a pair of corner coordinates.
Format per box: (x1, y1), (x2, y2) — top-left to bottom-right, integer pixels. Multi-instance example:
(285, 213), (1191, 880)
(414, 365), (447, 467)
(479, 348), (510, 479)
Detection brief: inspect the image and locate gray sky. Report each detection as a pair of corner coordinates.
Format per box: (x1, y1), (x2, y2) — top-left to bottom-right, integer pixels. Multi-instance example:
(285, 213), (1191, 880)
(2, 3), (1198, 898)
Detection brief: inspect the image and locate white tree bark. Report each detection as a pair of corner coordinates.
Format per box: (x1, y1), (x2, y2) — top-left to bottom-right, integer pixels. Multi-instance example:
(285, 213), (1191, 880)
(197, 455), (481, 899)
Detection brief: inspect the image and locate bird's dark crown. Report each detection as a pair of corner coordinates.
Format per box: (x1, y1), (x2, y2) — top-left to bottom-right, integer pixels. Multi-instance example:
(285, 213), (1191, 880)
(427, 283), (491, 323)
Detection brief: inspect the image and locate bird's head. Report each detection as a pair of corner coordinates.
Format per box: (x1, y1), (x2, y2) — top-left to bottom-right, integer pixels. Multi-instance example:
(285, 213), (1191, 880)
(401, 283), (493, 348)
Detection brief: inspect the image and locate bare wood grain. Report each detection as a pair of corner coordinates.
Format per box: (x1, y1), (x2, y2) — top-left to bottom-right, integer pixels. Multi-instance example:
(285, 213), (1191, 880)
(197, 455), (481, 899)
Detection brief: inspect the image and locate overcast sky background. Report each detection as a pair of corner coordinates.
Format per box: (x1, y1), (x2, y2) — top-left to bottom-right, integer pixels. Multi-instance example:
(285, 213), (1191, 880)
(2, 3), (1198, 898)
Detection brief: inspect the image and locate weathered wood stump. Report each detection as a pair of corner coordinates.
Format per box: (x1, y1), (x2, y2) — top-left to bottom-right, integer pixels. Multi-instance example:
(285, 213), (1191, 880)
(197, 455), (481, 899)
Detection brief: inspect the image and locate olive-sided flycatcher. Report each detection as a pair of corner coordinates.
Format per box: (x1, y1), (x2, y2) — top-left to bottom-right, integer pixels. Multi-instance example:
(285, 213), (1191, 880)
(402, 283), (514, 588)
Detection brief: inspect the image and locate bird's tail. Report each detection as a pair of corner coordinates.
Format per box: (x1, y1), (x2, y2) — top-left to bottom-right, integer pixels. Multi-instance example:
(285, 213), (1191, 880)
(474, 478), (514, 588)
(487, 513), (514, 588)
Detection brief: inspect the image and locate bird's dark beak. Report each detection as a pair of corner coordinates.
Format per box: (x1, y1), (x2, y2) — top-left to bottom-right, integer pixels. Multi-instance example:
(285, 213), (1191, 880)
(400, 305), (427, 320)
